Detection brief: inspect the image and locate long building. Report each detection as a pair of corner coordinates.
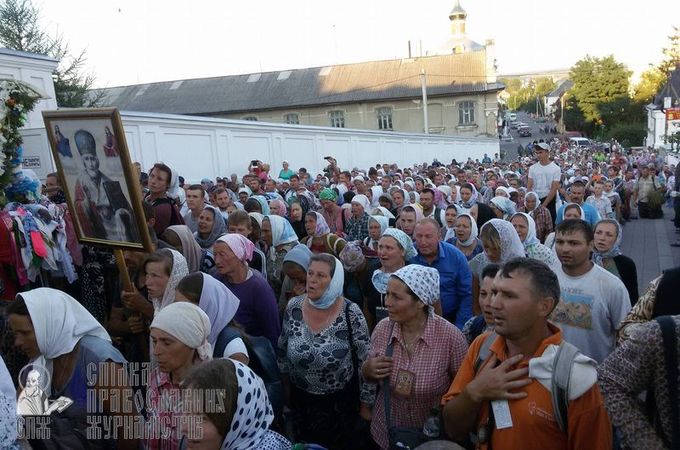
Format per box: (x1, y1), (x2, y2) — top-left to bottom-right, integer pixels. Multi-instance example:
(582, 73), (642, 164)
(94, 1), (503, 138)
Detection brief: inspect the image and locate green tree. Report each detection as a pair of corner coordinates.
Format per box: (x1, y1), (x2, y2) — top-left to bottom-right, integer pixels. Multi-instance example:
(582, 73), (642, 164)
(0, 0), (102, 107)
(604, 122), (645, 147)
(659, 26), (680, 76)
(633, 67), (667, 104)
(569, 55), (631, 123)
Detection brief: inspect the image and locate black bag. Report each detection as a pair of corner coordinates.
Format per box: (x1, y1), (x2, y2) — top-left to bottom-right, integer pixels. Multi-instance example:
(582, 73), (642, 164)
(214, 326), (283, 418)
(25, 409), (106, 450)
(383, 322), (433, 450)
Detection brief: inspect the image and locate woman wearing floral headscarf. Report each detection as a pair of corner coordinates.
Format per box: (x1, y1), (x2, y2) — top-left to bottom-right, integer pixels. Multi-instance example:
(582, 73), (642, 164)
(262, 215), (300, 298)
(593, 219), (638, 305)
(194, 205), (227, 250)
(362, 265), (468, 450)
(469, 219), (525, 313)
(301, 211), (347, 257)
(269, 198), (288, 217)
(147, 302), (212, 450)
(510, 212), (557, 267)
(278, 254), (372, 450)
(182, 358), (292, 450)
(363, 228), (417, 331)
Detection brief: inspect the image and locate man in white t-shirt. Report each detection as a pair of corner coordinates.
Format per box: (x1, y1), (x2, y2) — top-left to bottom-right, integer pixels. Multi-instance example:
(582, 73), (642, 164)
(551, 219), (631, 363)
(527, 142), (561, 225)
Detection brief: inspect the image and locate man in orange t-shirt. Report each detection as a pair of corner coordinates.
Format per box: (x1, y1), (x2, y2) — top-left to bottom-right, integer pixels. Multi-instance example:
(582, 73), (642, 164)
(441, 258), (612, 450)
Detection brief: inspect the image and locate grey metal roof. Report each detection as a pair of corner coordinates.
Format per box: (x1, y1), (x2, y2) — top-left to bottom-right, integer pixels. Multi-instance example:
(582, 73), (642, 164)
(449, 0), (467, 17)
(0, 47), (58, 62)
(94, 51), (503, 116)
(546, 79), (573, 98)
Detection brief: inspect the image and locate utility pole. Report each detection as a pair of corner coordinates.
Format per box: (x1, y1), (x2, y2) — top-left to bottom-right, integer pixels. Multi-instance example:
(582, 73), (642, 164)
(421, 69), (429, 134)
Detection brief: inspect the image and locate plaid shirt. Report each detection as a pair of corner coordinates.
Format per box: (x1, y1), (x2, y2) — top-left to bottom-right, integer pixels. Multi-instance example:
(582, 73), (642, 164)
(529, 205), (554, 243)
(366, 315), (468, 449)
(345, 212), (370, 241)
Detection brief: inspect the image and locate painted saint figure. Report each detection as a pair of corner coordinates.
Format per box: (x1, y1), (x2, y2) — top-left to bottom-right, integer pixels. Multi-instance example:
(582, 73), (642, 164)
(17, 369), (48, 415)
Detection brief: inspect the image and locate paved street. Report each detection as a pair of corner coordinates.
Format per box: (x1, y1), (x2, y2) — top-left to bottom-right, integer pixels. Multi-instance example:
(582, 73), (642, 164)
(500, 112), (559, 161)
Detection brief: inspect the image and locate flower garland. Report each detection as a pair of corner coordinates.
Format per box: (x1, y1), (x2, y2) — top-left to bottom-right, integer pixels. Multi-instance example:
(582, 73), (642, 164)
(0, 79), (41, 207)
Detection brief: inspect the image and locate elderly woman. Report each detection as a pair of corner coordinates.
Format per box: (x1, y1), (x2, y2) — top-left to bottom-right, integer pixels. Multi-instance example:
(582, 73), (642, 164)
(489, 196), (517, 220)
(182, 358), (292, 450)
(362, 265), (468, 450)
(346, 194), (372, 241)
(523, 191), (553, 243)
(593, 219), (638, 305)
(446, 213), (484, 261)
(175, 272), (248, 363)
(7, 289), (137, 450)
(363, 228), (417, 331)
(194, 205), (227, 250)
(278, 254), (372, 450)
(262, 215), (300, 297)
(301, 211), (347, 257)
(213, 234), (281, 347)
(364, 215), (390, 253)
(469, 219), (525, 314)
(147, 302), (211, 450)
(510, 212), (557, 266)
(269, 198), (288, 217)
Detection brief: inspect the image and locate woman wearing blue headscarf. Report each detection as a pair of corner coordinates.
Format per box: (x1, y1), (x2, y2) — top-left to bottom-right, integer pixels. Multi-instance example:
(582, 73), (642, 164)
(278, 253), (371, 450)
(262, 215), (300, 298)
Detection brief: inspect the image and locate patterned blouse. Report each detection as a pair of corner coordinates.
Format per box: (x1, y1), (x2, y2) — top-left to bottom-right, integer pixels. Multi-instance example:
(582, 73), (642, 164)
(277, 296), (372, 403)
(617, 274), (662, 344)
(528, 205), (554, 243)
(367, 316), (468, 449)
(345, 212), (370, 242)
(598, 317), (680, 449)
(526, 242), (557, 266)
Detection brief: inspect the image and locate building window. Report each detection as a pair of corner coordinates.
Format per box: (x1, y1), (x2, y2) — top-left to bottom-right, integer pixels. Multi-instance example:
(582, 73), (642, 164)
(458, 101), (475, 125)
(329, 110), (345, 128)
(376, 107), (393, 130)
(284, 113), (299, 124)
(242, 116), (258, 121)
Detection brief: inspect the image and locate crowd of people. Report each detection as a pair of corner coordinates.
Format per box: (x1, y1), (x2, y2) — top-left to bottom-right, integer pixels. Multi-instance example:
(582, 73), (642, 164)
(1, 138), (680, 450)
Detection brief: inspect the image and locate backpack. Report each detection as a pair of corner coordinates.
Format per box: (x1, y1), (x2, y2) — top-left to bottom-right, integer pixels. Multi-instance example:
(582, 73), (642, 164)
(213, 327), (283, 418)
(474, 332), (581, 433)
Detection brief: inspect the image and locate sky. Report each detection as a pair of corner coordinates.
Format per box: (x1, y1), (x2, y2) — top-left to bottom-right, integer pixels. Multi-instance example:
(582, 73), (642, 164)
(38, 0), (678, 88)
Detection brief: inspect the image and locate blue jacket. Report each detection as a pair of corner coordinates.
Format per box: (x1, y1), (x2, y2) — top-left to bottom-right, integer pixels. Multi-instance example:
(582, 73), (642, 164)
(410, 241), (473, 329)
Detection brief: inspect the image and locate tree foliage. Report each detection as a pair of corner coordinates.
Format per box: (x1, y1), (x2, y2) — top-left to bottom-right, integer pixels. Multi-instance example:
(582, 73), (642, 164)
(499, 76), (556, 114)
(604, 122), (646, 147)
(0, 0), (103, 107)
(569, 55), (631, 123)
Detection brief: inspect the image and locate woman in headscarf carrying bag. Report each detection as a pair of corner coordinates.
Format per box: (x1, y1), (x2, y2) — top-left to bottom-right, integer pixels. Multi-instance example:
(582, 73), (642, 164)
(7, 288), (138, 450)
(262, 215), (300, 298)
(362, 266), (468, 449)
(146, 302), (212, 450)
(278, 253), (372, 450)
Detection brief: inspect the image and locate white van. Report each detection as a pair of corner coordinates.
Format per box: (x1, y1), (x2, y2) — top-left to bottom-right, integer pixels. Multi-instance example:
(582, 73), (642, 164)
(569, 137), (590, 147)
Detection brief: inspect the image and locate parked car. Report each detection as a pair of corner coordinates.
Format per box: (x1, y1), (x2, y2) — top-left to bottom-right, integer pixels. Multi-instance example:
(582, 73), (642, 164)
(518, 126), (532, 137)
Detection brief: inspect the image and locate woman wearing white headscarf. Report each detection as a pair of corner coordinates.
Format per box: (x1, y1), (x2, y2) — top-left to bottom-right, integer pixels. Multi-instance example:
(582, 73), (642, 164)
(143, 248), (189, 314)
(7, 289), (136, 450)
(370, 185), (384, 208)
(446, 213), (484, 261)
(147, 302), (212, 450)
(278, 253), (372, 450)
(489, 196), (517, 220)
(362, 265), (468, 450)
(182, 358), (292, 450)
(469, 219), (526, 313)
(364, 215), (390, 252)
(175, 272), (248, 363)
(345, 194), (372, 241)
(523, 191), (553, 243)
(510, 212), (557, 266)
(162, 224), (214, 273)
